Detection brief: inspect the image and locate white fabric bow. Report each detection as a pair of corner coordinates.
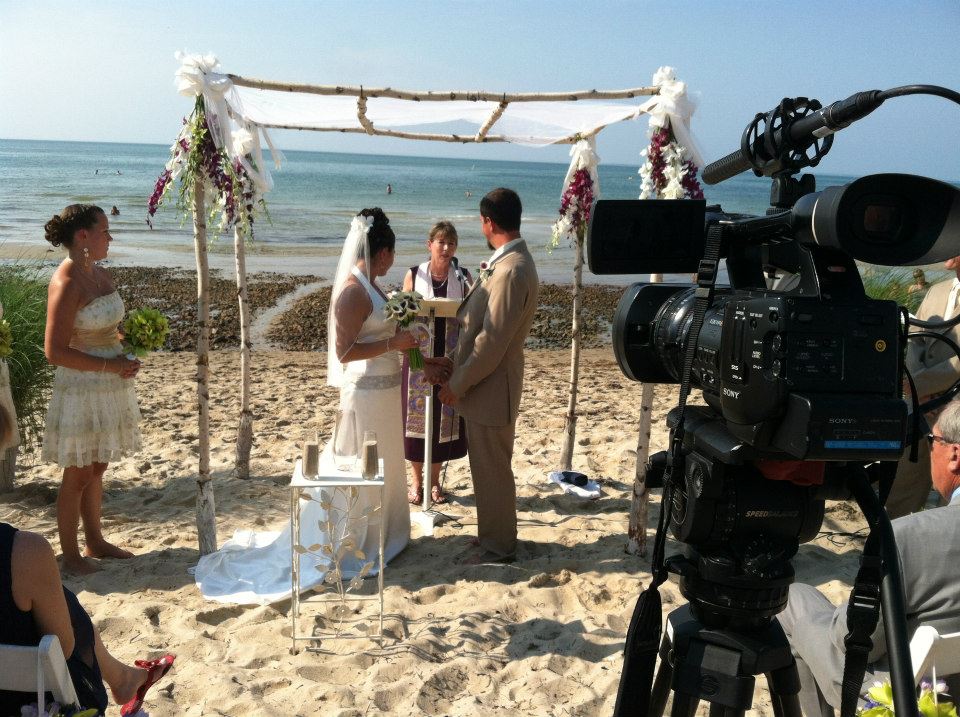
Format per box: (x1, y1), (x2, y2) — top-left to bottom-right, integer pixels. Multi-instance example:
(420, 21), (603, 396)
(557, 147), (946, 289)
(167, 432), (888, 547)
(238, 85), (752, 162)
(638, 66), (705, 169)
(562, 137), (601, 196)
(174, 51), (283, 193)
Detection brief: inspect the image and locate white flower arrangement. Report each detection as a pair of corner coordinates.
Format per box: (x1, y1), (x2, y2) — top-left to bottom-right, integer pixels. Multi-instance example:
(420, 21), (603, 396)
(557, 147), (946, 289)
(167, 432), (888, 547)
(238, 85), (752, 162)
(383, 290), (422, 324)
(383, 290), (425, 369)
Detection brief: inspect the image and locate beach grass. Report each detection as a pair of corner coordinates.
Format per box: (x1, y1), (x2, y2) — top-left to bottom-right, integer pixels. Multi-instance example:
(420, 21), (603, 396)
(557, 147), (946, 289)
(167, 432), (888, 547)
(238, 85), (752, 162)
(0, 258), (53, 451)
(860, 265), (942, 314)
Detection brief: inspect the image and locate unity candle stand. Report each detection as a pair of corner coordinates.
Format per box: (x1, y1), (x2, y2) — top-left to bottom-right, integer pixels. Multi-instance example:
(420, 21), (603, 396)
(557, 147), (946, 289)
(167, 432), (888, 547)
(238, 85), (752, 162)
(410, 297), (462, 537)
(289, 456), (385, 653)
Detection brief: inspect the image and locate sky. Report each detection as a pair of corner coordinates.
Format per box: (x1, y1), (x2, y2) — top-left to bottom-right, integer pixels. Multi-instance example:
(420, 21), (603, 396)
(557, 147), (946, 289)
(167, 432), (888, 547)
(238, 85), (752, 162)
(1, 0), (959, 180)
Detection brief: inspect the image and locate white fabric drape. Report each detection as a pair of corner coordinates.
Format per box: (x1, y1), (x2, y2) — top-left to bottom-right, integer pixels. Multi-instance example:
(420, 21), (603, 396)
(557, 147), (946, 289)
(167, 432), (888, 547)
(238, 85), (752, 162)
(174, 53), (704, 187)
(636, 66), (705, 168)
(225, 86), (649, 146)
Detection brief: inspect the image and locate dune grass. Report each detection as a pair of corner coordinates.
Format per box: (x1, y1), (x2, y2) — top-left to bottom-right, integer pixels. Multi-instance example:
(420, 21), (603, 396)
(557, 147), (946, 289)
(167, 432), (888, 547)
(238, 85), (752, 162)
(859, 265), (942, 314)
(0, 259), (53, 452)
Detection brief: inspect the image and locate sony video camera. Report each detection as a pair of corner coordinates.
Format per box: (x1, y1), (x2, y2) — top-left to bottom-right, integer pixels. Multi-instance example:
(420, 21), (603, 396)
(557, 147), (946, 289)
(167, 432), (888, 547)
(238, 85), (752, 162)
(606, 87), (960, 717)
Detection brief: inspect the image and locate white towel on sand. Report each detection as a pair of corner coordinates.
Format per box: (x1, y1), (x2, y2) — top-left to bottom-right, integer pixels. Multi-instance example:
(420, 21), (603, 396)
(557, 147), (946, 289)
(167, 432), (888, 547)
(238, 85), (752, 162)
(547, 471), (602, 499)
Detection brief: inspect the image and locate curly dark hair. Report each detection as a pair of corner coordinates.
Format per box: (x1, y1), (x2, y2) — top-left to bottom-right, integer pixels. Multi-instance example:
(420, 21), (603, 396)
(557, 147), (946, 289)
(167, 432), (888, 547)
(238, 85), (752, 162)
(44, 204), (105, 248)
(358, 207), (396, 257)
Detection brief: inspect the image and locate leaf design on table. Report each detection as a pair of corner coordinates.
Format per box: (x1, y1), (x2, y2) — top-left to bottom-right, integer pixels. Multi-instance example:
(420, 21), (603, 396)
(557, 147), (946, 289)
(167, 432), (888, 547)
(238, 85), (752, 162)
(348, 575), (364, 592)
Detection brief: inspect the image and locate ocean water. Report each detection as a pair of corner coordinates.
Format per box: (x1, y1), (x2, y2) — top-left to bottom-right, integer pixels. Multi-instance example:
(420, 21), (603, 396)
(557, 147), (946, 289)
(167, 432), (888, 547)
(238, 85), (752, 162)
(0, 138), (858, 283)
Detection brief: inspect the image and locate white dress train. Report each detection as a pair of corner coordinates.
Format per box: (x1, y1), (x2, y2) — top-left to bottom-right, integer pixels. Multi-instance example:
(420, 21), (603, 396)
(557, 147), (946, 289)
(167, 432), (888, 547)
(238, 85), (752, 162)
(194, 269), (410, 605)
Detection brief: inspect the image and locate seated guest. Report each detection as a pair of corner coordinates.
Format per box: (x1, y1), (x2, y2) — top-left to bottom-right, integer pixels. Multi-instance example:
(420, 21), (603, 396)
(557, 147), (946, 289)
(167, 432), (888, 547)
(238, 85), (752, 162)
(888, 256), (960, 518)
(778, 399), (960, 717)
(0, 406), (173, 717)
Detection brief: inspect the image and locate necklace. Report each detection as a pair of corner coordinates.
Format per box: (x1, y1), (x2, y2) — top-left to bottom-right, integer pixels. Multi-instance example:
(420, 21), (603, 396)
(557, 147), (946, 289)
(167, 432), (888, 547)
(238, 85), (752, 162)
(430, 265), (449, 287)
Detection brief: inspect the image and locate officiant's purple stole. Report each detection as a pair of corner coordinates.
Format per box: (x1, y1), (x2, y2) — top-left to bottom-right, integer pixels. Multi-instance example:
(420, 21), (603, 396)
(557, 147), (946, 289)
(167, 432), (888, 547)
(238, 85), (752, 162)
(404, 263), (463, 442)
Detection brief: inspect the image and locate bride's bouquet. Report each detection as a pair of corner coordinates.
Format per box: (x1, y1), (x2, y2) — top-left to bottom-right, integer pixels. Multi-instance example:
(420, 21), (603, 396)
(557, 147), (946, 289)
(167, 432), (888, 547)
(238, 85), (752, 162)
(123, 307), (170, 358)
(383, 290), (424, 370)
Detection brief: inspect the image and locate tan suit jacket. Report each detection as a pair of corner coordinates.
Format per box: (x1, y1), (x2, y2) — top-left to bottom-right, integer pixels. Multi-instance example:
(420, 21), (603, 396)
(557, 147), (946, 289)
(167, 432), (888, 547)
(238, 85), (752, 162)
(907, 278), (960, 398)
(449, 240), (539, 427)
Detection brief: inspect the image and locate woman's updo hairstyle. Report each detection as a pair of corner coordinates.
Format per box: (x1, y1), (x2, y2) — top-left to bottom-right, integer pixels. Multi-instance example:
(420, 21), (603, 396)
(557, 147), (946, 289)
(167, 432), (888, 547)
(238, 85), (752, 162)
(44, 204), (105, 248)
(358, 207), (395, 257)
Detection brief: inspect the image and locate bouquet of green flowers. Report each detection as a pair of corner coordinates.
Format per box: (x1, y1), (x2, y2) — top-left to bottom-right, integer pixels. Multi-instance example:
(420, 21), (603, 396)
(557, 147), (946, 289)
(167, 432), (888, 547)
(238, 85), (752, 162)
(123, 307), (170, 358)
(0, 319), (12, 359)
(860, 680), (957, 717)
(19, 701), (100, 717)
(383, 290), (424, 370)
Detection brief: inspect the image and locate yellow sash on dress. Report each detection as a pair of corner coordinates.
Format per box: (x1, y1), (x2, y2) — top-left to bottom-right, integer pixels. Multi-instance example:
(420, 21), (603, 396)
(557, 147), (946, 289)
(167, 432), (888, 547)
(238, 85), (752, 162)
(69, 325), (121, 351)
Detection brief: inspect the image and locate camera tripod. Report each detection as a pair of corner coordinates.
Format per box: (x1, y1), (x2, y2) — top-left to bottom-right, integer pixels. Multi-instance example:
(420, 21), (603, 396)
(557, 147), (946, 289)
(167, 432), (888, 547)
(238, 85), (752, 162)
(640, 546), (803, 717)
(647, 603), (802, 717)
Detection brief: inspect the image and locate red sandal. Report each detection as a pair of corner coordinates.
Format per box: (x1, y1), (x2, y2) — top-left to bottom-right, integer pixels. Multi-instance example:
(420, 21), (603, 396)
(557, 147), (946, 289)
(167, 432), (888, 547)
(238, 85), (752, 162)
(121, 654), (175, 716)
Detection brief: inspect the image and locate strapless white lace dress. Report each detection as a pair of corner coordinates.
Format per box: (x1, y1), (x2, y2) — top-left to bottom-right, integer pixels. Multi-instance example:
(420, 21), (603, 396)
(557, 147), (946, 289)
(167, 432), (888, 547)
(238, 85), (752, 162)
(194, 269), (411, 605)
(41, 291), (142, 468)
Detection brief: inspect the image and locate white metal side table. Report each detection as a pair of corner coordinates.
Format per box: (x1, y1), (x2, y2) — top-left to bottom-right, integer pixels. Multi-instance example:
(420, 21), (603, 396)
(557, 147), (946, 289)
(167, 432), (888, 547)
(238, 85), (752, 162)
(289, 456), (385, 653)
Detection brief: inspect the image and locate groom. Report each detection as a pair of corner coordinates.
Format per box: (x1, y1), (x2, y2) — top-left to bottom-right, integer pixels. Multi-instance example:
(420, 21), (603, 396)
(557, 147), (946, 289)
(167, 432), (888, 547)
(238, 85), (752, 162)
(436, 188), (539, 562)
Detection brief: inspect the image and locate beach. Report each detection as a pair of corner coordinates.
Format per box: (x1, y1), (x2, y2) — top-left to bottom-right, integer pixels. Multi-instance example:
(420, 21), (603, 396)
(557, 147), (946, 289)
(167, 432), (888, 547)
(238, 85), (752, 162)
(0, 267), (872, 716)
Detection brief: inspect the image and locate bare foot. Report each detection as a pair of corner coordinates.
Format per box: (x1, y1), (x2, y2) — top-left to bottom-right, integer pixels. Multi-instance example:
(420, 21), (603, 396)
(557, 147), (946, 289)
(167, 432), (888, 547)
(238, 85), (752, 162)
(110, 664), (148, 706)
(84, 541), (135, 560)
(63, 555), (100, 575)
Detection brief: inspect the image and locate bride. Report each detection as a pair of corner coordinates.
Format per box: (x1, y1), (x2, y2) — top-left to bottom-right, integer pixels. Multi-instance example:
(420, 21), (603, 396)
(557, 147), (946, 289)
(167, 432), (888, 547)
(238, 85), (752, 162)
(194, 208), (418, 605)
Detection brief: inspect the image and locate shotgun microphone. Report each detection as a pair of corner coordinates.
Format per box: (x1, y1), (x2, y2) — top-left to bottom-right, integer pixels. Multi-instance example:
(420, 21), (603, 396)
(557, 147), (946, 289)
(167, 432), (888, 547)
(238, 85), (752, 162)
(702, 90), (885, 185)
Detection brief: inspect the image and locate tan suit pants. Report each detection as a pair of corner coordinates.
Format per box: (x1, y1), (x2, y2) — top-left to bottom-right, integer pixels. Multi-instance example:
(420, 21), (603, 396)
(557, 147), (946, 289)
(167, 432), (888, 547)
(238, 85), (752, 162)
(465, 420), (517, 557)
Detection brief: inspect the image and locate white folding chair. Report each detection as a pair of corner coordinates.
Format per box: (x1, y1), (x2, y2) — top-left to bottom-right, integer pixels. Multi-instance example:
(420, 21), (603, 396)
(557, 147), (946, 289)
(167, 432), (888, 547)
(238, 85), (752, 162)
(910, 625), (960, 692)
(0, 635), (79, 710)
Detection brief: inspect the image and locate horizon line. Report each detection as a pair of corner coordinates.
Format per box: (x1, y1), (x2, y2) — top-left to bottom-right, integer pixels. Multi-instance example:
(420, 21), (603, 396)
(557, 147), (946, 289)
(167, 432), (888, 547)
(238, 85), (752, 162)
(0, 135), (637, 170)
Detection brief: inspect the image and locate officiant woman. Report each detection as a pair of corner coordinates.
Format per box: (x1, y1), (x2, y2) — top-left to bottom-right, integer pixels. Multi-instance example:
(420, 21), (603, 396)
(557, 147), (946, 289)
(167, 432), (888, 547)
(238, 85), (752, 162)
(401, 221), (472, 505)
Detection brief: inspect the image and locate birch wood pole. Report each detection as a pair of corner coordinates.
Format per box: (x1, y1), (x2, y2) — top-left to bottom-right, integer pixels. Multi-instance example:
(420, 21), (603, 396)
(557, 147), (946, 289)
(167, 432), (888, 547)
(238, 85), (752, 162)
(0, 448), (15, 492)
(233, 226), (254, 479)
(625, 272), (663, 556)
(626, 382), (656, 556)
(559, 227), (585, 471)
(227, 76), (658, 102)
(193, 183), (217, 555)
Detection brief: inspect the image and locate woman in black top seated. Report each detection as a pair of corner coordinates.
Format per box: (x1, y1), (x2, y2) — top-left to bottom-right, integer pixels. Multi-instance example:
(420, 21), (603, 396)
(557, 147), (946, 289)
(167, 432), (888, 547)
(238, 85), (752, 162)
(0, 405), (173, 716)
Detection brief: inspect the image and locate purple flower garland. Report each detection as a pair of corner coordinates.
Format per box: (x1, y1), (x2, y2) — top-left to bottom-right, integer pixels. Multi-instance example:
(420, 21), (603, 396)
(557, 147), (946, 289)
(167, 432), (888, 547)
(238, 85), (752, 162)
(147, 97), (262, 238)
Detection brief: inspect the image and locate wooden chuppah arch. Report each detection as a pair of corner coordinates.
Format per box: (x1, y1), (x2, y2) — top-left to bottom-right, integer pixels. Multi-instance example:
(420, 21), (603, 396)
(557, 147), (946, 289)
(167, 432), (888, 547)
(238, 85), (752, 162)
(161, 53), (702, 554)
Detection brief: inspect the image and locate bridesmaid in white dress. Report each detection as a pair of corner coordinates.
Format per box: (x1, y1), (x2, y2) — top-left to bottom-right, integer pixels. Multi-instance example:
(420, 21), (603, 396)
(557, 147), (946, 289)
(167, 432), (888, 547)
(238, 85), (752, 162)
(194, 208), (418, 605)
(41, 205), (142, 575)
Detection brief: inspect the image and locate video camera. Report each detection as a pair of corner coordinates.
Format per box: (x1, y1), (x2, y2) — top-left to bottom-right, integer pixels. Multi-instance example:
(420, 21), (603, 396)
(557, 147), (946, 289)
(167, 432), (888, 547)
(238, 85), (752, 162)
(591, 173), (960, 462)
(597, 86), (960, 717)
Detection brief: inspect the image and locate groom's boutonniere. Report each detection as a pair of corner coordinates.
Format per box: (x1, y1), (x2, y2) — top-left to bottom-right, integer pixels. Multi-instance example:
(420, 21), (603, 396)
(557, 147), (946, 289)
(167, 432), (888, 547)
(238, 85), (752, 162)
(477, 261), (494, 284)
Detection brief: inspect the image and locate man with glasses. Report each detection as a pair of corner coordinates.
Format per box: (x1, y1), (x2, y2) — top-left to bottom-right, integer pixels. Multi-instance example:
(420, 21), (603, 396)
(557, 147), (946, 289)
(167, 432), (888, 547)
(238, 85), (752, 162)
(889, 256), (960, 518)
(777, 399), (960, 717)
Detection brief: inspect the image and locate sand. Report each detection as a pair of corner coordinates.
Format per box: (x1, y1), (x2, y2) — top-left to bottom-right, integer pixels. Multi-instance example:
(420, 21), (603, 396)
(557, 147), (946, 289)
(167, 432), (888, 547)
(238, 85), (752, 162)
(2, 347), (871, 715)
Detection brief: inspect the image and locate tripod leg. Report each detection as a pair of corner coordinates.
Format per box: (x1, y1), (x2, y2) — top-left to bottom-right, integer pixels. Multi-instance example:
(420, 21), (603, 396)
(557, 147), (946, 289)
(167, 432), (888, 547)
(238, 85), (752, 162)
(767, 663), (804, 717)
(649, 635), (674, 717)
(709, 704), (745, 717)
(669, 692), (700, 717)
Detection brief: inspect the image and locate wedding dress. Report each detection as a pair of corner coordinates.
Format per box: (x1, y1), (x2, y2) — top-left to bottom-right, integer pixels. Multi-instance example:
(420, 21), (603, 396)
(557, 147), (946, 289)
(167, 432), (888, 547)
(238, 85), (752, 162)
(194, 267), (410, 605)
